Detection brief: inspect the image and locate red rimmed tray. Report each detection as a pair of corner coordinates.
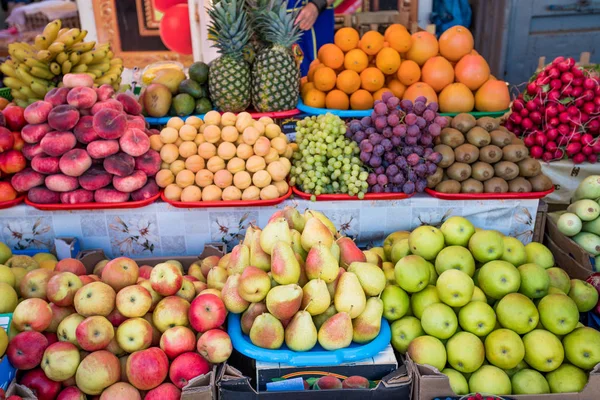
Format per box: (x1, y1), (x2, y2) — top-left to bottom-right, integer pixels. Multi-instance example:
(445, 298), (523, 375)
(0, 195), (25, 210)
(292, 186), (414, 201)
(424, 187), (555, 200)
(161, 186), (292, 208)
(25, 192), (161, 211)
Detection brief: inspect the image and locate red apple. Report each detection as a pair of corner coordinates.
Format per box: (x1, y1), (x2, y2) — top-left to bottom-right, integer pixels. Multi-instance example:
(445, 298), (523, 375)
(11, 131), (24, 151)
(126, 347), (169, 391)
(47, 272), (83, 307)
(0, 182), (17, 202)
(196, 329), (232, 363)
(150, 262), (183, 296)
(47, 303), (75, 333)
(144, 382), (181, 400)
(0, 149), (26, 174)
(3, 106), (26, 131)
(55, 259), (87, 276)
(20, 368), (61, 400)
(75, 350), (121, 395)
(7, 331), (48, 369)
(73, 281), (116, 317)
(12, 298), (53, 331)
(169, 352), (210, 389)
(75, 316), (115, 351)
(107, 308), (128, 327)
(43, 332), (59, 345)
(189, 293), (227, 333)
(101, 257), (139, 292)
(159, 326), (196, 359)
(0, 127), (14, 152)
(57, 386), (86, 400)
(139, 265), (153, 279)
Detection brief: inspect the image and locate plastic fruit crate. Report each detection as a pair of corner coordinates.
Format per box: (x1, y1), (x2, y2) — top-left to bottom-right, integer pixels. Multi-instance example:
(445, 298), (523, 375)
(0, 313), (16, 391)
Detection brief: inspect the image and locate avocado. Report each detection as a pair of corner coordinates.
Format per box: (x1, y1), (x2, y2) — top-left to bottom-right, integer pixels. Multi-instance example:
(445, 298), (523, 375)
(189, 62), (209, 84)
(195, 97), (213, 114)
(178, 79), (204, 99)
(173, 93), (195, 116)
(143, 83), (172, 117)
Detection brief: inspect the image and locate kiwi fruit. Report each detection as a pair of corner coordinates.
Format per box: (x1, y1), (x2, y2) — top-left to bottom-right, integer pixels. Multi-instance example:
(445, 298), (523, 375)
(476, 117), (499, 132)
(447, 162), (472, 182)
(461, 178), (484, 193)
(490, 130), (513, 147)
(517, 158), (541, 177)
(498, 125), (510, 133)
(508, 177), (533, 193)
(529, 174), (553, 192)
(502, 144), (529, 162)
(471, 162), (495, 181)
(466, 127), (491, 147)
(454, 143), (479, 164)
(479, 145), (503, 163)
(427, 167), (444, 188)
(511, 136), (525, 145)
(451, 113), (477, 133)
(435, 180), (461, 194)
(484, 177), (509, 193)
(434, 144), (455, 168)
(440, 128), (465, 148)
(494, 161), (519, 180)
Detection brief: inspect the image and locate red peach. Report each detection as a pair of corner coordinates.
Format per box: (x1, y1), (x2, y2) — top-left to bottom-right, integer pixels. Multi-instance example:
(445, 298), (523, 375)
(0, 126), (14, 150)
(113, 170), (147, 193)
(40, 131), (77, 157)
(79, 167), (112, 191)
(96, 84), (115, 102)
(59, 149), (92, 177)
(131, 180), (159, 201)
(134, 150), (161, 176)
(11, 168), (45, 192)
(104, 153), (135, 177)
(0, 149), (26, 174)
(74, 116), (99, 144)
(127, 115), (146, 131)
(67, 87), (98, 109)
(44, 87), (69, 107)
(0, 181), (17, 201)
(3, 105), (26, 131)
(24, 101), (53, 124)
(93, 108), (127, 140)
(21, 123), (52, 144)
(45, 174), (80, 192)
(31, 154), (60, 174)
(116, 93), (142, 115)
(63, 73), (94, 88)
(60, 189), (94, 204)
(87, 139), (120, 159)
(91, 99), (123, 116)
(48, 105), (80, 131)
(120, 128), (150, 157)
(27, 187), (61, 204)
(12, 131), (24, 150)
(22, 143), (43, 160)
(95, 187), (130, 203)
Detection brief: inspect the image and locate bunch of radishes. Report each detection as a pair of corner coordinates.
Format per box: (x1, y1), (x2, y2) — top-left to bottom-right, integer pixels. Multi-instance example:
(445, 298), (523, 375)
(504, 56), (600, 164)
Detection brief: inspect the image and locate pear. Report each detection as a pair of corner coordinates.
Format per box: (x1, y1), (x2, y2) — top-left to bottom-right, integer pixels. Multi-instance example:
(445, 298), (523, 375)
(260, 218), (292, 255)
(250, 313), (284, 349)
(305, 243), (340, 283)
(334, 272), (366, 318)
(218, 253), (231, 269)
(243, 224), (258, 246)
(221, 274), (250, 313)
(270, 241), (300, 284)
(383, 231), (410, 261)
(283, 206), (306, 233)
(207, 266), (228, 290)
(238, 266), (271, 303)
(327, 268), (345, 299)
(348, 262), (386, 296)
(266, 284), (303, 320)
(296, 254), (309, 287)
(352, 297), (383, 343)
(267, 210), (285, 223)
(226, 244), (250, 275)
(370, 247), (386, 262)
(382, 262), (396, 284)
(285, 310), (317, 351)
(249, 228), (271, 272)
(318, 311), (353, 350)
(304, 210), (336, 235)
(363, 250), (383, 267)
(301, 279), (331, 316)
(301, 217), (334, 251)
(290, 229), (308, 261)
(267, 272), (279, 288)
(313, 305), (337, 330)
(337, 237), (366, 268)
(241, 302), (268, 334)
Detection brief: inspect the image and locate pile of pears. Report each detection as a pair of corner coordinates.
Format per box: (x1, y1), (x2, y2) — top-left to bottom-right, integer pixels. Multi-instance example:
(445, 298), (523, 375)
(219, 207), (386, 352)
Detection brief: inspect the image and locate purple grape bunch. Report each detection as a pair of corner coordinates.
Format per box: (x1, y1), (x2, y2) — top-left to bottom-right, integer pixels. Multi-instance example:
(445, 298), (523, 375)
(347, 93), (447, 194)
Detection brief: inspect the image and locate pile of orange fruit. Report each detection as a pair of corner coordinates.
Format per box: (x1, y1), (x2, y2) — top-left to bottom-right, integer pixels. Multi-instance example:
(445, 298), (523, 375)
(301, 25), (511, 113)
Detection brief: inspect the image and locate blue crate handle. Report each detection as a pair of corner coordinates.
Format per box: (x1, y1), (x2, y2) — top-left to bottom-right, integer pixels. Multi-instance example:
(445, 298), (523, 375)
(297, 99), (373, 118)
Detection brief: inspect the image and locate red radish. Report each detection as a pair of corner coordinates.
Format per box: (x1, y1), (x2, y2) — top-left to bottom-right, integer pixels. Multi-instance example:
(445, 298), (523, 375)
(583, 103), (595, 114)
(588, 154), (598, 163)
(558, 104), (566, 112)
(527, 82), (538, 95)
(557, 124), (571, 136)
(558, 136), (570, 146)
(573, 153), (587, 164)
(566, 142), (582, 156)
(592, 140), (600, 153)
(575, 98), (585, 108)
(524, 135), (535, 147)
(530, 146), (544, 159)
(583, 146), (594, 156)
(548, 67), (560, 79)
(584, 78), (597, 90)
(521, 117), (534, 130)
(550, 79), (562, 90)
(546, 141), (558, 152)
(546, 128), (558, 141)
(582, 133), (594, 146)
(546, 104), (559, 118)
(549, 117), (560, 127)
(580, 112), (590, 124)
(572, 86), (583, 97)
(563, 86), (573, 96)
(582, 90), (594, 101)
(572, 67), (584, 78)
(572, 77), (583, 87)
(542, 152), (553, 162)
(559, 112), (570, 124)
(520, 108), (530, 117)
(571, 132), (582, 142)
(510, 113), (522, 124)
(548, 90), (561, 102)
(530, 111), (542, 125)
(535, 132), (547, 146)
(554, 149), (565, 159)
(513, 99), (525, 111)
(567, 106), (579, 116)
(526, 101), (538, 111)
(553, 56), (565, 64)
(588, 119), (600, 133)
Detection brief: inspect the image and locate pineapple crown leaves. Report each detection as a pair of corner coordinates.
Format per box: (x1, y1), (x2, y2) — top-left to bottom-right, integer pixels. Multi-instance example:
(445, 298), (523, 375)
(254, 0), (302, 49)
(207, 0), (252, 59)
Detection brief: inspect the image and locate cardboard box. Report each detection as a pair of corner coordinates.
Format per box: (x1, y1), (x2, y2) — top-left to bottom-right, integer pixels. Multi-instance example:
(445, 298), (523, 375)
(532, 200), (548, 244)
(407, 354), (600, 400)
(181, 365), (219, 400)
(4, 379), (36, 400)
(54, 237), (80, 260)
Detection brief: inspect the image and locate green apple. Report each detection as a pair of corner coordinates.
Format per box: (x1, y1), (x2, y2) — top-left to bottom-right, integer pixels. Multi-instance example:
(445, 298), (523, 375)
(468, 365), (512, 396)
(420, 303), (457, 339)
(538, 293), (579, 335)
(518, 263), (550, 299)
(522, 329), (564, 372)
(408, 226), (445, 261)
(547, 267), (571, 294)
(410, 285), (440, 319)
(442, 368), (469, 395)
(547, 287), (565, 295)
(426, 261), (437, 285)
(446, 331), (485, 373)
(468, 230), (504, 263)
(470, 286), (487, 303)
(484, 328), (525, 369)
(390, 238), (410, 265)
(407, 335), (447, 371)
(440, 216), (475, 247)
(496, 293), (539, 334)
(568, 279), (599, 312)
(545, 364), (588, 393)
(511, 369), (550, 394)
(434, 246), (475, 277)
(563, 327), (600, 370)
(503, 359), (528, 378)
(390, 316), (424, 354)
(436, 269), (474, 308)
(381, 285), (410, 321)
(524, 242), (554, 269)
(458, 301), (496, 337)
(477, 260), (521, 299)
(395, 255), (430, 293)
(383, 231), (409, 261)
(500, 236), (527, 266)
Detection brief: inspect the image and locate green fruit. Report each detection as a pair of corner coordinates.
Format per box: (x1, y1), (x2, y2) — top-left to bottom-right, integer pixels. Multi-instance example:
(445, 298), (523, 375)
(189, 62), (209, 84)
(195, 98), (213, 114)
(178, 79), (204, 99)
(558, 212), (583, 236)
(573, 232), (600, 256)
(173, 93), (195, 116)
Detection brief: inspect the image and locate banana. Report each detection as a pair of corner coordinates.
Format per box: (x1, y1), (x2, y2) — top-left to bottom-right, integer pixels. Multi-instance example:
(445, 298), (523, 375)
(82, 73), (97, 80)
(88, 62), (110, 73)
(72, 64), (88, 73)
(15, 67), (33, 83)
(71, 41), (95, 53)
(36, 50), (53, 62)
(86, 69), (103, 78)
(56, 28), (81, 47)
(15, 99), (29, 108)
(95, 73), (118, 85)
(78, 51), (94, 65)
(11, 48), (33, 63)
(89, 51), (108, 65)
(34, 35), (50, 50)
(0, 63), (17, 78)
(19, 85), (37, 99)
(30, 67), (54, 80)
(3, 77), (25, 90)
(57, 28), (69, 37)
(72, 30), (88, 45)
(56, 52), (69, 64)
(106, 50), (114, 59)
(11, 90), (28, 101)
(109, 58), (123, 66)
(61, 60), (72, 74)
(24, 57), (49, 69)
(48, 42), (66, 54)
(42, 19), (61, 43)
(30, 81), (48, 97)
(50, 62), (61, 75)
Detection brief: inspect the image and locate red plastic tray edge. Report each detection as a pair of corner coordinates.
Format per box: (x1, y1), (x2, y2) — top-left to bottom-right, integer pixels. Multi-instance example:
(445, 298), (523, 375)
(424, 186), (555, 200)
(24, 192), (161, 211)
(292, 185), (414, 201)
(0, 195), (25, 210)
(161, 186), (292, 208)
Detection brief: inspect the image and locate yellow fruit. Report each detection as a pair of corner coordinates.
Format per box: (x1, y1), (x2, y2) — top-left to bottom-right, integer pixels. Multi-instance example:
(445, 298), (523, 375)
(155, 169), (175, 188)
(222, 186), (242, 201)
(202, 185), (222, 201)
(167, 117), (185, 130)
(179, 125), (197, 141)
(265, 124), (281, 139)
(246, 156), (266, 173)
(242, 186), (260, 200)
(185, 116), (203, 129)
(203, 111), (221, 125)
(264, 148), (280, 164)
(150, 135), (163, 151)
(213, 170), (234, 189)
(160, 127), (179, 144)
(267, 161), (288, 182)
(195, 169), (214, 187)
(206, 156), (225, 173)
(270, 137), (288, 155)
(236, 143), (254, 160)
(253, 121), (265, 136)
(221, 112), (237, 126)
(178, 141), (198, 158)
(227, 158), (246, 174)
(203, 125), (221, 143)
(185, 155), (205, 173)
(252, 170), (272, 188)
(33, 253), (57, 264)
(198, 142), (217, 159)
(274, 180), (289, 196)
(221, 126), (239, 143)
(164, 184), (183, 200)
(0, 326), (8, 357)
(243, 127), (260, 145)
(233, 171), (252, 190)
(160, 144), (179, 163)
(0, 265), (15, 287)
(180, 186), (202, 202)
(169, 160), (186, 175)
(0, 282), (17, 313)
(253, 137), (271, 157)
(217, 142), (237, 160)
(176, 170), (195, 188)
(39, 260), (57, 270)
(260, 185), (279, 200)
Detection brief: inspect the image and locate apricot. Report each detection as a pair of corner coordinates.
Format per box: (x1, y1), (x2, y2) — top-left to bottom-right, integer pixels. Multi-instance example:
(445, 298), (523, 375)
(203, 125), (221, 143)
(274, 180), (289, 196)
(198, 142), (217, 159)
(236, 144), (253, 160)
(155, 169), (175, 188)
(179, 124), (197, 141)
(253, 121), (265, 136)
(181, 185), (202, 202)
(242, 127), (260, 145)
(235, 115), (253, 133)
(265, 124), (281, 139)
(194, 134), (206, 146)
(252, 170), (272, 188)
(222, 186), (242, 201)
(221, 126), (239, 143)
(260, 185), (279, 200)
(185, 116), (203, 129)
(227, 157), (245, 174)
(160, 143), (179, 163)
(267, 161), (288, 182)
(174, 138), (183, 147)
(169, 160), (186, 175)
(149, 135), (163, 151)
(264, 148), (280, 164)
(233, 171), (251, 190)
(259, 116), (274, 125)
(246, 156), (266, 173)
(242, 186), (260, 200)
(179, 141), (198, 158)
(203, 111), (221, 126)
(271, 137), (288, 155)
(221, 112), (236, 127)
(195, 169), (214, 187)
(167, 117), (184, 130)
(279, 157), (292, 172)
(164, 184), (182, 201)
(202, 185), (222, 201)
(160, 127), (179, 144)
(185, 155), (205, 173)
(218, 142), (237, 160)
(176, 169), (195, 188)
(213, 170), (233, 189)
(206, 156), (225, 173)
(253, 137), (271, 157)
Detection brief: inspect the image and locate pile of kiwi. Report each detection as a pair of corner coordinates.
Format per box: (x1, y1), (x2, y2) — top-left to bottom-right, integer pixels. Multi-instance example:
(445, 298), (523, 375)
(428, 114), (553, 194)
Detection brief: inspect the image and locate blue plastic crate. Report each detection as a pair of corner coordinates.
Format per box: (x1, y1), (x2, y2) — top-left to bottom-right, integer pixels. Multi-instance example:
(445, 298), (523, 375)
(0, 313), (15, 391)
(588, 311), (600, 331)
(228, 312), (391, 367)
(12, 248), (51, 257)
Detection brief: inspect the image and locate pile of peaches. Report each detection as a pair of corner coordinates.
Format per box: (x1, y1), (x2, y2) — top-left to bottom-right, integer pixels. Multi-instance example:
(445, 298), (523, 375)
(0, 105), (28, 202)
(10, 73), (160, 205)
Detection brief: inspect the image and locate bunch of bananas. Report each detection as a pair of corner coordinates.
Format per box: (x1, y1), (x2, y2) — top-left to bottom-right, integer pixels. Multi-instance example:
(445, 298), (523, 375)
(1, 19), (124, 107)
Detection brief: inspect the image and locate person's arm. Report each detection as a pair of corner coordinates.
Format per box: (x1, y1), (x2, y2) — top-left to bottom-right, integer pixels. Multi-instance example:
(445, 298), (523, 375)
(295, 0), (334, 31)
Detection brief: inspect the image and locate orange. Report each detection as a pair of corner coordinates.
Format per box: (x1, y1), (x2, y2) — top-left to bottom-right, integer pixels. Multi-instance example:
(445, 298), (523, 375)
(386, 26), (412, 53)
(334, 27), (360, 52)
(307, 64), (323, 82)
(488, 75), (497, 81)
(387, 79), (406, 98)
(309, 59), (321, 69)
(421, 56), (454, 92)
(344, 49), (369, 73)
(438, 83), (474, 113)
(384, 24), (407, 41)
(336, 70), (361, 94)
(397, 60), (421, 86)
(303, 89), (326, 108)
(375, 48), (401, 75)
(359, 31), (385, 55)
(455, 54), (490, 90)
(475, 80), (510, 112)
(405, 31), (439, 66)
(301, 82), (316, 97)
(300, 76), (308, 85)
(350, 90), (374, 110)
(325, 90), (350, 110)
(373, 88), (393, 101)
(318, 44), (344, 69)
(360, 67), (385, 92)
(402, 82), (438, 104)
(438, 25), (474, 62)
(313, 66), (337, 91)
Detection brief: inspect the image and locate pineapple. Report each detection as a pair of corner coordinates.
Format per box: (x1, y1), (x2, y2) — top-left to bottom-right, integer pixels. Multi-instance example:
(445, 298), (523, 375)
(251, 0), (302, 112)
(208, 0), (252, 112)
